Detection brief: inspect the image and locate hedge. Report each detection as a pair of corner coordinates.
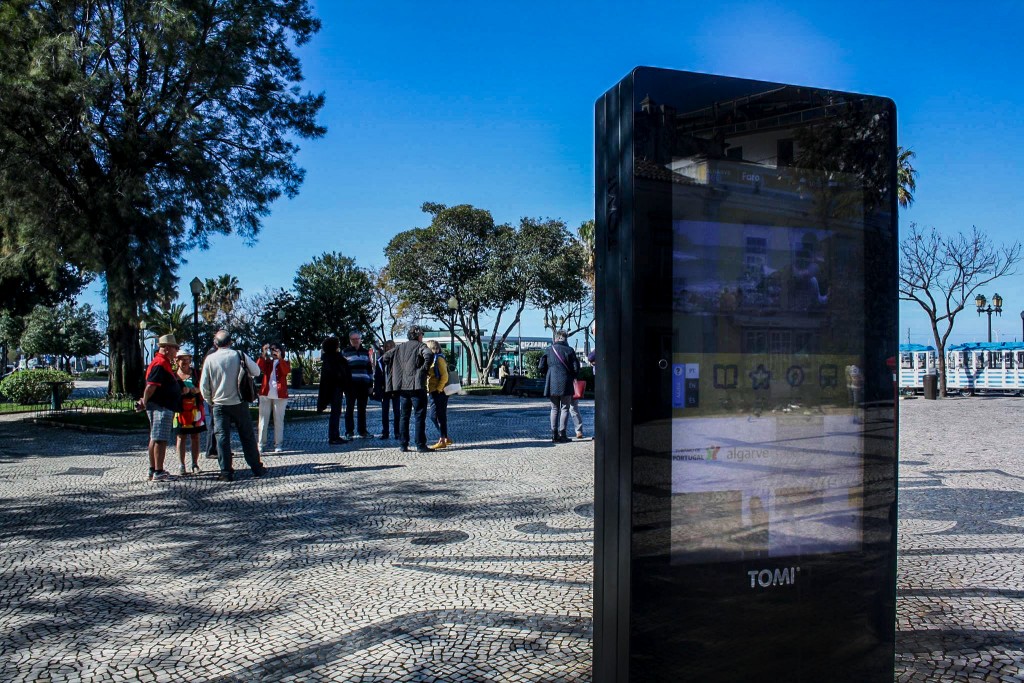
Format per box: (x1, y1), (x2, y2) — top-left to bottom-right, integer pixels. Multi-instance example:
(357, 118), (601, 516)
(0, 369), (75, 404)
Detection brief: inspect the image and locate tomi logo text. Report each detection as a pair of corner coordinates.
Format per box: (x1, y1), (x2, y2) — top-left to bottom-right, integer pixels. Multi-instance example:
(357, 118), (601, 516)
(747, 567), (800, 588)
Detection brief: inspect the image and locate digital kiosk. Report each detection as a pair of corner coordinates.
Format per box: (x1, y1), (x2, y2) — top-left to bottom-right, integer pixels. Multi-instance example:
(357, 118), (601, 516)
(594, 68), (898, 682)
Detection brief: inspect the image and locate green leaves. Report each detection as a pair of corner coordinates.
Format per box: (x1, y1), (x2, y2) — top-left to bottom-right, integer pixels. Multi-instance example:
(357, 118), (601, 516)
(291, 251), (373, 350)
(385, 202), (588, 381)
(19, 302), (103, 360)
(0, 0), (325, 393)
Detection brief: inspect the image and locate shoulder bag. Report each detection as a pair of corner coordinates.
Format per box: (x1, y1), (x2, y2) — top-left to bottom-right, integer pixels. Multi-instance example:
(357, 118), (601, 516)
(444, 368), (462, 396)
(237, 351), (258, 403)
(552, 347), (586, 400)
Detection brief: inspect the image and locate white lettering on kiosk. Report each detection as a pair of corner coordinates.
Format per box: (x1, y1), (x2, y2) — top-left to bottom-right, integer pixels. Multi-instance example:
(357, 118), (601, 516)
(747, 567), (800, 588)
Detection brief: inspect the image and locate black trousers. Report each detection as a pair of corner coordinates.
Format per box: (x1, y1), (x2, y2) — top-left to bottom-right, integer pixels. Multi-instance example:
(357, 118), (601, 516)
(381, 391), (400, 437)
(398, 389), (428, 449)
(429, 390), (449, 439)
(345, 383), (370, 436)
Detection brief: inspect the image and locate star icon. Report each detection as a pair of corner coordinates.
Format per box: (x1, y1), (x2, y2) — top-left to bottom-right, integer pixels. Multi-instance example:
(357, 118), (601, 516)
(750, 364), (771, 390)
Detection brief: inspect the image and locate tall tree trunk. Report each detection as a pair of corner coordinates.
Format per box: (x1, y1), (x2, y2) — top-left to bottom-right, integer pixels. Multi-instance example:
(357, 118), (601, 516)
(107, 318), (144, 397)
(105, 255), (145, 398)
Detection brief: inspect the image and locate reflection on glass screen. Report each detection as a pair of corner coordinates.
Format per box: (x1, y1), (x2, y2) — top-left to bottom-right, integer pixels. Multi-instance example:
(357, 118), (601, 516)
(648, 85), (891, 564)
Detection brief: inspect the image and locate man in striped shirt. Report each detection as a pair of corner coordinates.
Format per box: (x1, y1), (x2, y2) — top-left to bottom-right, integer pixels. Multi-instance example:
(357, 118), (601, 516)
(343, 331), (373, 438)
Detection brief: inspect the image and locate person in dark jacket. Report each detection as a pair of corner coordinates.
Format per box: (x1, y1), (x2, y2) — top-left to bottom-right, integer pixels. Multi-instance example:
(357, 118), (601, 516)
(373, 340), (400, 439)
(316, 336), (351, 445)
(538, 330), (580, 443)
(380, 325), (434, 452)
(342, 331), (373, 438)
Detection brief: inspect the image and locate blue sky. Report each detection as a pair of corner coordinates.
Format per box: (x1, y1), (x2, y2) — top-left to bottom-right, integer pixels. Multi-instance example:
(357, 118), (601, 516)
(81, 0), (1024, 342)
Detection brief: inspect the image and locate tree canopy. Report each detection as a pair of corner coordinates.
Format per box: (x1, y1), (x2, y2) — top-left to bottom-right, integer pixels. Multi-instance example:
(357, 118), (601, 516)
(385, 202), (586, 382)
(19, 302), (103, 370)
(291, 252), (374, 350)
(0, 0), (325, 395)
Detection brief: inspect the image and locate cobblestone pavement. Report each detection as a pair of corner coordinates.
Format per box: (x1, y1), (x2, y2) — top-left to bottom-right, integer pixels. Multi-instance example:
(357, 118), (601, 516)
(0, 396), (593, 682)
(896, 396), (1024, 682)
(0, 394), (1021, 681)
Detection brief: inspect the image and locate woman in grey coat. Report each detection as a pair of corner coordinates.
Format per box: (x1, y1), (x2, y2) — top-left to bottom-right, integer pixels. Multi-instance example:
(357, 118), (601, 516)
(537, 330), (580, 443)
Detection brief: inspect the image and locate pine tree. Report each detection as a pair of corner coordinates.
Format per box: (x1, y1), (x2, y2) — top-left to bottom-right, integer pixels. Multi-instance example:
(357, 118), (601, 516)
(0, 1), (325, 396)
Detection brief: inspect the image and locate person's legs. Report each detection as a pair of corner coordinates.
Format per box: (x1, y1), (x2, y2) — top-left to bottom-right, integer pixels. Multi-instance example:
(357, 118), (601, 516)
(214, 404), (233, 473)
(355, 385), (369, 436)
(257, 396), (272, 449)
(177, 434), (187, 467)
(549, 397), (560, 437)
(272, 398), (287, 448)
(154, 440), (168, 472)
(229, 402), (262, 472)
(329, 388), (343, 441)
(147, 407), (172, 473)
(380, 392), (392, 437)
(429, 392), (441, 434)
(399, 391), (412, 448)
(147, 439), (158, 478)
(344, 387), (356, 437)
(206, 409), (218, 457)
(569, 398), (583, 437)
(390, 393), (401, 436)
(412, 390), (428, 449)
(558, 396), (570, 435)
(190, 433), (201, 468)
(436, 390), (448, 440)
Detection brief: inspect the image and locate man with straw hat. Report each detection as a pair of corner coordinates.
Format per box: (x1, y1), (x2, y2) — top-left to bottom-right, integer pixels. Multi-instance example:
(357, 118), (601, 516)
(137, 334), (183, 481)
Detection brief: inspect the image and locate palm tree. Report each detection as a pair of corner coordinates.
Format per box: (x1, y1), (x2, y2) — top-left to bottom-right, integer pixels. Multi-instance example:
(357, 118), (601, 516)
(897, 146), (918, 209)
(578, 219), (595, 289)
(144, 303), (190, 338)
(201, 274), (242, 326)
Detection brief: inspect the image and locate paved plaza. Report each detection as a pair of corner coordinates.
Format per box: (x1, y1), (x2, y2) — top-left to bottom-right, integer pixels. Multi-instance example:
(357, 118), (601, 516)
(0, 393), (1021, 681)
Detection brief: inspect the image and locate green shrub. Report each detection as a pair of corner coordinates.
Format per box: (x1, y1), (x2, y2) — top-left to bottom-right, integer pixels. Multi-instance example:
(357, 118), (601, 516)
(524, 349), (545, 379)
(289, 355), (321, 386)
(0, 369), (75, 404)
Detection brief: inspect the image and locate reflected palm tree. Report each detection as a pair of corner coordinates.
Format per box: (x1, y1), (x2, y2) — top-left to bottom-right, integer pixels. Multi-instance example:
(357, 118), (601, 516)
(897, 146), (918, 208)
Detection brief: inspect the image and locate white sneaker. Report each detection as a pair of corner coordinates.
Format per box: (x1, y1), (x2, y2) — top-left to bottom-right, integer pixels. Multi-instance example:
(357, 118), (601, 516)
(274, 446), (283, 454)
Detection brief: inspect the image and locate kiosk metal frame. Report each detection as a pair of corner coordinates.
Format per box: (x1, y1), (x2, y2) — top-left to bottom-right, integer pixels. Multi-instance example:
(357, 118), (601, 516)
(594, 67), (899, 682)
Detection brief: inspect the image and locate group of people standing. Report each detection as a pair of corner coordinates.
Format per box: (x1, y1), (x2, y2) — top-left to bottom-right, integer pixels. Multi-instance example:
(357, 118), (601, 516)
(137, 323), (587, 482)
(317, 326), (453, 452)
(137, 330), (273, 482)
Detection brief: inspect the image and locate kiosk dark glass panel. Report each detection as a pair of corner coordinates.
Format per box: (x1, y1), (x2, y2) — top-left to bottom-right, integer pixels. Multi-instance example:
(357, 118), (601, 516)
(594, 68), (898, 682)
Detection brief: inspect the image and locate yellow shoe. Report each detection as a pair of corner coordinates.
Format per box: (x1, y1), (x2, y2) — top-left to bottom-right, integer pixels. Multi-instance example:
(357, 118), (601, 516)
(429, 438), (447, 450)
(444, 437), (454, 447)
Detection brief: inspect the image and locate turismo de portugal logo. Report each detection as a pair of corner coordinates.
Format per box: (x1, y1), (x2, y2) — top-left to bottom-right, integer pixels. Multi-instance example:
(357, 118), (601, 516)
(705, 446), (721, 461)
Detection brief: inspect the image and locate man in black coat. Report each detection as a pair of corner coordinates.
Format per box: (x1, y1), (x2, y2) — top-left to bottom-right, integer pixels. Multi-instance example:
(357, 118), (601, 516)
(317, 336), (351, 444)
(381, 325), (435, 452)
(538, 330), (581, 443)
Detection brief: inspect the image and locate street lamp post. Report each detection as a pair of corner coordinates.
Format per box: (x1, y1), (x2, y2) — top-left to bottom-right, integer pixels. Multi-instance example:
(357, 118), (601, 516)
(447, 296), (459, 382)
(139, 319), (149, 364)
(517, 317), (523, 375)
(189, 277), (203, 366)
(1020, 310), (1024, 342)
(975, 293), (1003, 343)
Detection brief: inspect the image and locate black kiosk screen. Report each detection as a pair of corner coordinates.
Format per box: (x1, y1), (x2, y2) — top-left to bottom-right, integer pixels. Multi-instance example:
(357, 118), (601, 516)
(670, 218), (866, 564)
